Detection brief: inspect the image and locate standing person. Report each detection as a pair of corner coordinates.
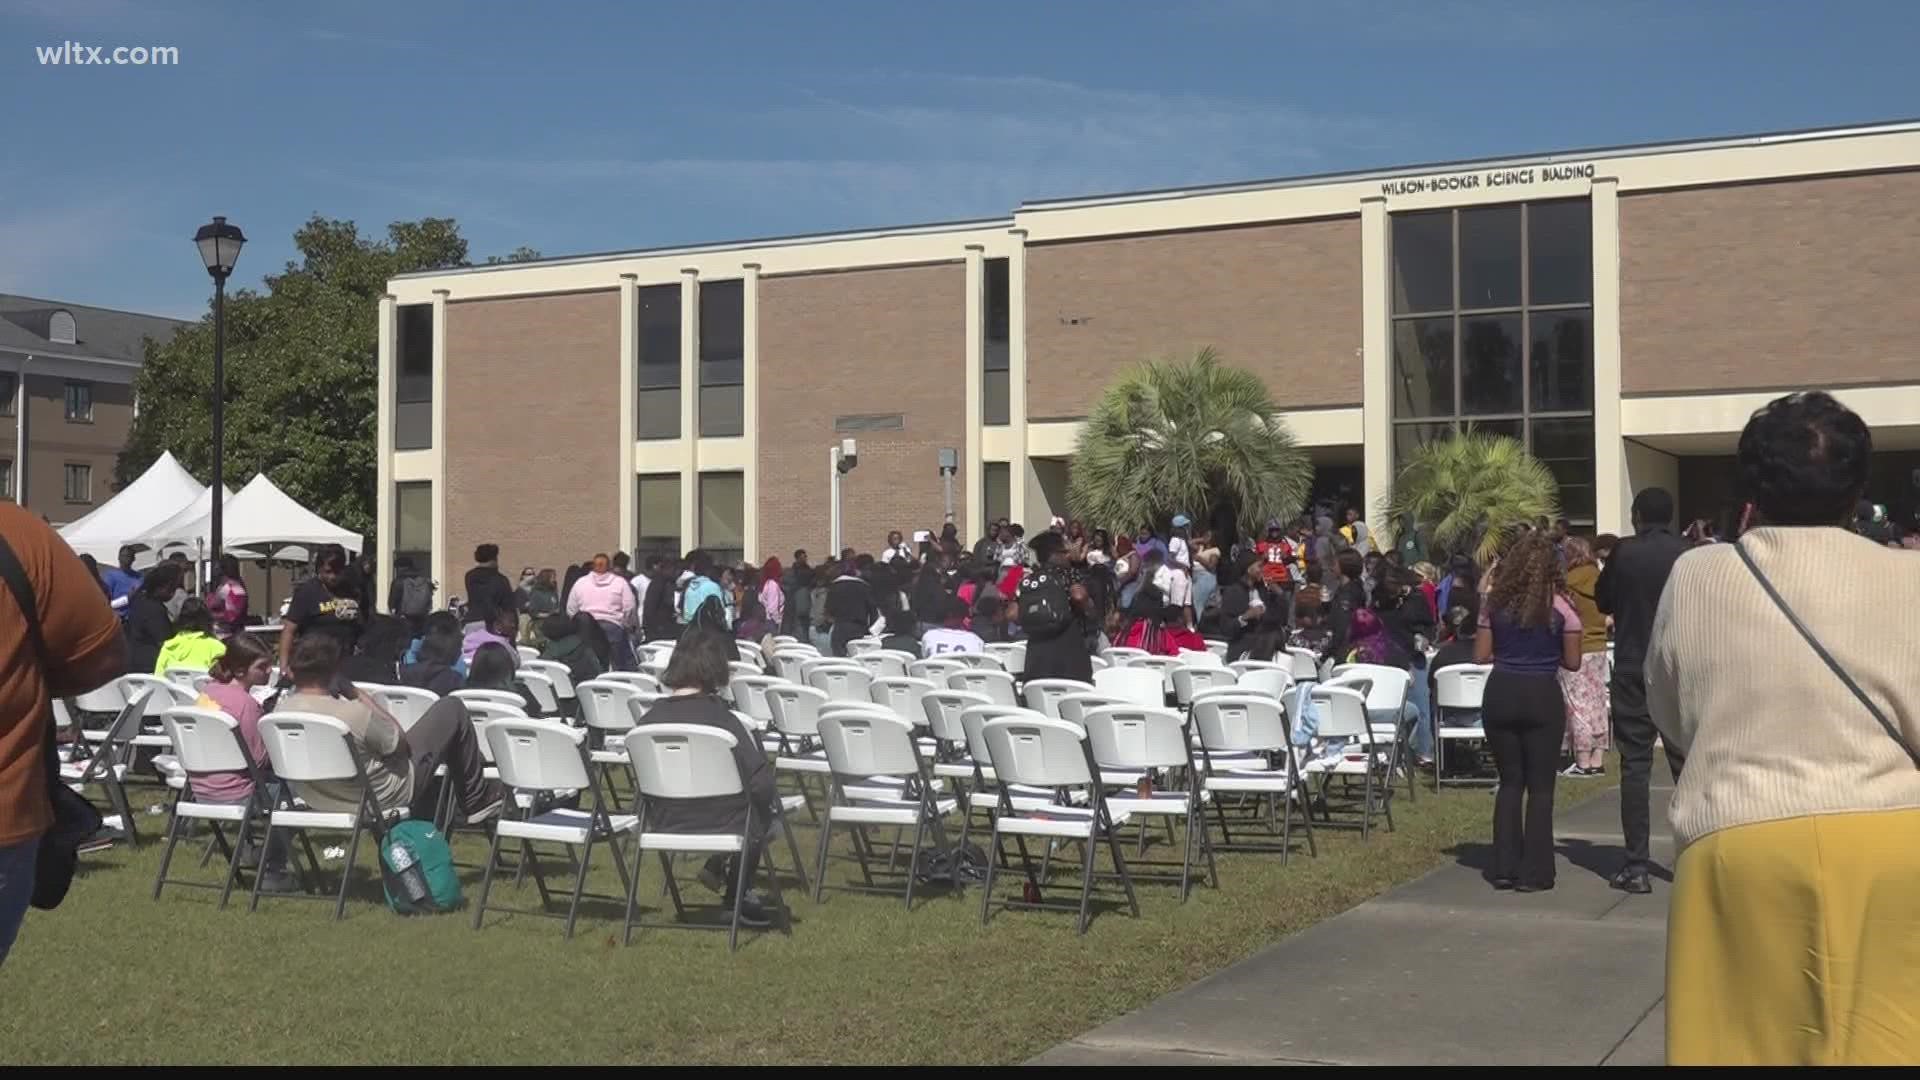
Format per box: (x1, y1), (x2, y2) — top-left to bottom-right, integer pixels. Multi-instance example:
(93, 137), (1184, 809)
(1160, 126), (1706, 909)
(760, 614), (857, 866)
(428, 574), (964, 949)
(388, 555), (435, 636)
(1341, 507), (1375, 553)
(462, 543), (517, 633)
(1435, 553), (1480, 629)
(203, 554), (249, 639)
(910, 550), (950, 633)
(989, 522), (1025, 569)
(1649, 391), (1920, 1065)
(806, 561), (835, 655)
(100, 546), (143, 620)
(0, 507), (126, 967)
(756, 557), (785, 631)
(277, 548), (365, 676)
(1595, 486), (1690, 895)
(781, 550), (811, 636)
(1558, 537), (1611, 776)
(678, 551), (725, 629)
(878, 531), (914, 564)
(1190, 530), (1222, 627)
(1475, 532), (1582, 893)
(521, 568), (563, 639)
(1018, 531), (1093, 682)
(1254, 519), (1297, 625)
(1374, 566), (1437, 767)
(567, 554), (638, 670)
(610, 552), (634, 583)
(824, 559), (877, 657)
(1321, 549), (1369, 662)
(639, 556), (680, 643)
(124, 562), (184, 675)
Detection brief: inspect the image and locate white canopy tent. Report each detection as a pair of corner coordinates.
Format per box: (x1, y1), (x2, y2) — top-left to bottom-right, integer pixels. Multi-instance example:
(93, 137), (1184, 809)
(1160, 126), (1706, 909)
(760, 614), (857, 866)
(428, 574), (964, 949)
(133, 472), (362, 556)
(58, 451), (207, 563)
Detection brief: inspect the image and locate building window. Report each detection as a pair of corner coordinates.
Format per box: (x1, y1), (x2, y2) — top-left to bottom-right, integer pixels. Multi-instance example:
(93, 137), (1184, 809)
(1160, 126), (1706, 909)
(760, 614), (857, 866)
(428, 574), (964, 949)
(395, 303), (433, 451)
(64, 381), (93, 423)
(983, 257), (1010, 425)
(983, 462), (1010, 527)
(0, 371), (14, 416)
(0, 459), (12, 501)
(1390, 199), (1596, 523)
(49, 310), (76, 345)
(636, 473), (681, 561)
(698, 280), (744, 438)
(393, 481), (433, 578)
(636, 284), (681, 440)
(698, 471), (745, 566)
(63, 463), (91, 503)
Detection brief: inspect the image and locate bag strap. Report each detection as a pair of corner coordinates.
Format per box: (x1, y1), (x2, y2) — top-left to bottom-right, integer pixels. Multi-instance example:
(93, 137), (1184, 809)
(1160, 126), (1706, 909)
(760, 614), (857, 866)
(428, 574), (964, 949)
(1734, 541), (1920, 770)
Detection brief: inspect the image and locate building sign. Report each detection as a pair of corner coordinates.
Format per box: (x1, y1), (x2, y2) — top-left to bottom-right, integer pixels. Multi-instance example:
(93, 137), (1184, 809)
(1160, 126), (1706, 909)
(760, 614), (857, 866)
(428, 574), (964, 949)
(1380, 161), (1596, 197)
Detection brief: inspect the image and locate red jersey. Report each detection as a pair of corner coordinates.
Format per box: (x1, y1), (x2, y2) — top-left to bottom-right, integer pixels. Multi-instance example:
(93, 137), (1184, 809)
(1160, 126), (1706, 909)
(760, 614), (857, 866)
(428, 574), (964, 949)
(1255, 539), (1295, 587)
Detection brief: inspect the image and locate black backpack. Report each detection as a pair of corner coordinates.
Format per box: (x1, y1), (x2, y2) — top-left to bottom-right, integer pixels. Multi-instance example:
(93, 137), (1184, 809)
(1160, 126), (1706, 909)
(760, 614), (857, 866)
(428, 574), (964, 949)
(1018, 574), (1073, 637)
(398, 574), (433, 618)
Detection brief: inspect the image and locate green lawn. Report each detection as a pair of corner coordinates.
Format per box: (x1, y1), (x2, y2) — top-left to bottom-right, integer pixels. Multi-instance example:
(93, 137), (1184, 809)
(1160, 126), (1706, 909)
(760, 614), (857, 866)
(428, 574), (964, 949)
(4, 769), (1612, 1065)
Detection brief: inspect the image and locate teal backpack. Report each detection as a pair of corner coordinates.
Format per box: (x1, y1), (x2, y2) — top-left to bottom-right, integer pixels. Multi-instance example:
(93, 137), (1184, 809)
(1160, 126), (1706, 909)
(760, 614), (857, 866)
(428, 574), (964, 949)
(379, 820), (462, 915)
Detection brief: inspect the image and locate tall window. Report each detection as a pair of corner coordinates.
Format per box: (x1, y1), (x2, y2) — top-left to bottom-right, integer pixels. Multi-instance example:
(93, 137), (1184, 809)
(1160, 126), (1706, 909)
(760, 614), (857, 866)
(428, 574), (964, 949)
(698, 472), (745, 566)
(0, 371), (15, 415)
(699, 280), (744, 438)
(63, 463), (91, 503)
(636, 474), (681, 561)
(983, 462), (1010, 528)
(395, 303), (433, 450)
(1390, 199), (1595, 523)
(636, 284), (681, 440)
(64, 381), (93, 422)
(983, 258), (1010, 425)
(0, 459), (12, 500)
(393, 482), (433, 577)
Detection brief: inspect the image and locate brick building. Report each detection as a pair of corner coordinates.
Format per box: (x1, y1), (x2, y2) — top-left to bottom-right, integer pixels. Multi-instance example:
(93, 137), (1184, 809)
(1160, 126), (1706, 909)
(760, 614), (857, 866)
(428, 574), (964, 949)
(377, 120), (1920, 600)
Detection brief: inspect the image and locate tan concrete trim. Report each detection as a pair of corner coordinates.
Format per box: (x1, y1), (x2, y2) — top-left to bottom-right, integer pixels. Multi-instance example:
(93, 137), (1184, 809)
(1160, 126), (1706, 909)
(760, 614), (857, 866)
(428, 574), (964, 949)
(1590, 180), (1626, 534)
(429, 289), (449, 602)
(741, 262), (761, 561)
(679, 268), (699, 548)
(375, 294), (395, 611)
(963, 245), (984, 540)
(1006, 229), (1030, 525)
(617, 274), (638, 557)
(980, 425), (1018, 462)
(1359, 198), (1391, 534)
(695, 437), (750, 471)
(634, 440), (682, 472)
(391, 450), (437, 482)
(1623, 384), (1920, 437)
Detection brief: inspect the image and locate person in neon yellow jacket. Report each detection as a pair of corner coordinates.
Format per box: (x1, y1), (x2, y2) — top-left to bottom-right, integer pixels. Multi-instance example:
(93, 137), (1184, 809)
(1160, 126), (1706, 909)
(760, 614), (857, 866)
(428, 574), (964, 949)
(153, 597), (227, 674)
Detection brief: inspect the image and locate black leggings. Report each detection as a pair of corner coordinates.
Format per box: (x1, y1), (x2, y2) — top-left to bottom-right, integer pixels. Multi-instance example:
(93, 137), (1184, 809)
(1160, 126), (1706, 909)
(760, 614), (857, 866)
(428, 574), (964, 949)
(1482, 669), (1567, 887)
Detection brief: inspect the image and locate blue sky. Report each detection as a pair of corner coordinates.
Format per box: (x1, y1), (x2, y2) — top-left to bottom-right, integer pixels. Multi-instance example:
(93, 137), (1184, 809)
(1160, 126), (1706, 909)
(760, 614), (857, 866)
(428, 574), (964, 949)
(3, 0), (1916, 318)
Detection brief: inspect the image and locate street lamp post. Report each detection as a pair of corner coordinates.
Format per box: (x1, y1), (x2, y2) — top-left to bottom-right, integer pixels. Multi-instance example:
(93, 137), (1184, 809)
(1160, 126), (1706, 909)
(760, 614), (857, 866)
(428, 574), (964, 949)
(194, 216), (245, 566)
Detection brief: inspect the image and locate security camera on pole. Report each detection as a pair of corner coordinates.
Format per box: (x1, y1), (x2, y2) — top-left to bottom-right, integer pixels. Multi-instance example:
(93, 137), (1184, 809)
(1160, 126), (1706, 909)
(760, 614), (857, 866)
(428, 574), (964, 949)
(829, 437), (857, 555)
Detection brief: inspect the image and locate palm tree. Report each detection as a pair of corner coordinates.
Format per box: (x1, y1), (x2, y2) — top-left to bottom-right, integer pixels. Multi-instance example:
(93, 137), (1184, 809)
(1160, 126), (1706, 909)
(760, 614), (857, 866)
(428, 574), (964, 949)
(1380, 432), (1559, 565)
(1067, 348), (1311, 536)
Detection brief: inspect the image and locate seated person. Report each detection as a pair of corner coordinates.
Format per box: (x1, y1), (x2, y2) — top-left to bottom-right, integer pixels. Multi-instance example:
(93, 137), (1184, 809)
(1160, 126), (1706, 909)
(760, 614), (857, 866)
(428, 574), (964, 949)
(400, 623), (465, 697)
(343, 614), (412, 686)
(404, 611), (466, 676)
(1119, 585), (1207, 656)
(279, 634), (504, 824)
(538, 612), (604, 686)
(921, 595), (985, 657)
(191, 632), (294, 892)
(970, 587), (1011, 644)
(1427, 605), (1482, 727)
(154, 598), (226, 674)
(461, 607), (519, 667)
(733, 597), (778, 658)
(1289, 588), (1332, 657)
(878, 608), (920, 657)
(632, 628), (780, 928)
(466, 641), (538, 713)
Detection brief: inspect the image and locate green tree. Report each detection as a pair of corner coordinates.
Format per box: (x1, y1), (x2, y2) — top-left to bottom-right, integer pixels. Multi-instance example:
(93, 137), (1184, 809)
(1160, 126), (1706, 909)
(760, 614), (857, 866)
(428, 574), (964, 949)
(1379, 432), (1560, 565)
(1067, 347), (1312, 536)
(119, 217), (532, 536)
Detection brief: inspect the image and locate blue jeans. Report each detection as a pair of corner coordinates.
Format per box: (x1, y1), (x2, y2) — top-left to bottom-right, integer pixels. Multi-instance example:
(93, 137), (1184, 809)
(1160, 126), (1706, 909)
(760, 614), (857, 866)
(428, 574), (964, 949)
(1406, 664), (1434, 760)
(1191, 569), (1217, 623)
(0, 836), (39, 969)
(599, 622), (637, 671)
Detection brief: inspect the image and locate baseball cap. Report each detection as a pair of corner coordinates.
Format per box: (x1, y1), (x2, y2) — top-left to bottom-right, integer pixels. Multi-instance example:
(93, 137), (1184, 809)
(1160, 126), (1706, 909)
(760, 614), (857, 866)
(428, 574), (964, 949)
(1171, 513), (1191, 528)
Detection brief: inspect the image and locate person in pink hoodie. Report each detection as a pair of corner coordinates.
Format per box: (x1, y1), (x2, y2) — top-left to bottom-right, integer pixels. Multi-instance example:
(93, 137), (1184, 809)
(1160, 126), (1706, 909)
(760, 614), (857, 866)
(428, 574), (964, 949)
(567, 553), (638, 669)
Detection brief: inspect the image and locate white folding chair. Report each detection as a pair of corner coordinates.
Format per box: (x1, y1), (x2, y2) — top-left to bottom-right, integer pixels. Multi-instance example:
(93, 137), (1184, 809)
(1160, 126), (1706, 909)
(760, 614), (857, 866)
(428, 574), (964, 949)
(63, 690), (154, 845)
(474, 719), (637, 939)
(855, 652), (910, 680)
(1176, 648), (1224, 670)
(162, 665), (209, 689)
(1190, 694), (1317, 860)
(909, 657), (968, 682)
(1234, 667), (1296, 701)
(254, 712), (403, 919)
(454, 688), (530, 712)
(1331, 663), (1418, 800)
(845, 637), (884, 657)
(1432, 663), (1493, 790)
(808, 663), (875, 703)
(1087, 654), (1111, 672)
(735, 639), (766, 667)
(1170, 665), (1239, 708)
(984, 641), (1025, 676)
(1023, 678), (1095, 719)
(726, 660), (762, 683)
(951, 652), (1008, 672)
(1229, 658), (1288, 676)
(516, 670), (562, 717)
(1126, 655), (1184, 694)
(770, 634), (800, 647)
(600, 671), (665, 695)
(1304, 684), (1393, 839)
(1101, 646), (1149, 665)
(1084, 704), (1217, 898)
(1093, 666), (1166, 709)
(72, 679), (129, 718)
(869, 676), (937, 730)
(1204, 639), (1230, 660)
(946, 667), (1018, 708)
(621, 724), (791, 950)
(813, 712), (959, 909)
(361, 685), (441, 731)
(155, 706), (276, 906)
(517, 646), (540, 663)
(1056, 691), (1127, 729)
(1286, 647), (1323, 682)
(978, 715), (1139, 934)
(765, 684), (834, 818)
(729, 674), (786, 730)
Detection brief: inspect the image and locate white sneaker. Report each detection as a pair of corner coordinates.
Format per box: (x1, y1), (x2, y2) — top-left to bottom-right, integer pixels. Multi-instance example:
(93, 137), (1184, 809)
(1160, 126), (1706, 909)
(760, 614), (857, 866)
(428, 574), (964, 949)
(1558, 763), (1587, 777)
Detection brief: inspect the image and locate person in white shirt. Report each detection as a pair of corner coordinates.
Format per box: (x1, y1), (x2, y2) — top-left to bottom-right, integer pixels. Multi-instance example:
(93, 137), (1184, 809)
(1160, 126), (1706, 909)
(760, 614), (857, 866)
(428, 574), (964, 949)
(920, 595), (985, 656)
(1168, 513), (1194, 571)
(878, 530), (915, 565)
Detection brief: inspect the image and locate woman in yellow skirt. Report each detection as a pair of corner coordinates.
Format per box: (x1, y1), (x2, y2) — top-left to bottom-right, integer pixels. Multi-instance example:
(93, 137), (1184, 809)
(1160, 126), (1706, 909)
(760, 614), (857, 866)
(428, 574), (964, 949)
(1647, 392), (1920, 1065)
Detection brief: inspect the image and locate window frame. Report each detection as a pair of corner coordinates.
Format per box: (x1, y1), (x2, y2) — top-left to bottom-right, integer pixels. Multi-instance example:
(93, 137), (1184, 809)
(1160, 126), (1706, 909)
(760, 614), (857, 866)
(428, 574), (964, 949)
(63, 462), (92, 503)
(64, 381), (93, 423)
(697, 280), (744, 439)
(0, 371), (15, 416)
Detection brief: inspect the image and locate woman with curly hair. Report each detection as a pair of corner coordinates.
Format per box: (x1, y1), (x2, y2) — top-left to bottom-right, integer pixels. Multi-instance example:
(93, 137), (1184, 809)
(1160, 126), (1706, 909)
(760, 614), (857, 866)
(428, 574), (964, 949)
(1558, 536), (1611, 776)
(1475, 531), (1583, 892)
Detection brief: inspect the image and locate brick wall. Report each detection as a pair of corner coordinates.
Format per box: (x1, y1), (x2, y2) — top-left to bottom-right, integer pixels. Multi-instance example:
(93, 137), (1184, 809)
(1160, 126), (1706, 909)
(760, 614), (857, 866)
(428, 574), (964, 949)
(1025, 217), (1363, 419)
(443, 290), (620, 575)
(1621, 170), (1920, 394)
(23, 374), (132, 525)
(758, 263), (965, 558)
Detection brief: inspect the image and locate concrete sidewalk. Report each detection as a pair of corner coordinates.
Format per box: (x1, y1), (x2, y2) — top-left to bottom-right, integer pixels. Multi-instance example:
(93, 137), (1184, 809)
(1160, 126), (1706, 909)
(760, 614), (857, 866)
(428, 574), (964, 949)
(1032, 773), (1676, 1066)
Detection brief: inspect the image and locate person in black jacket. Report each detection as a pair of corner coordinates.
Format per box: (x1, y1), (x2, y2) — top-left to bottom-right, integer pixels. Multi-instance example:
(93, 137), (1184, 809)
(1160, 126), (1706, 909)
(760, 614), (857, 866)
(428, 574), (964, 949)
(1321, 548), (1369, 662)
(399, 622), (466, 696)
(910, 550), (951, 632)
(1595, 486), (1691, 895)
(824, 564), (878, 656)
(462, 543), (517, 631)
(633, 627), (781, 928)
(639, 559), (680, 643)
(124, 561), (183, 675)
